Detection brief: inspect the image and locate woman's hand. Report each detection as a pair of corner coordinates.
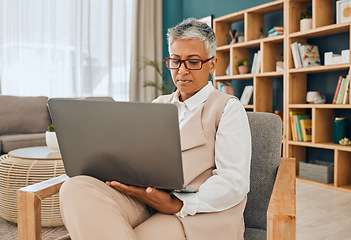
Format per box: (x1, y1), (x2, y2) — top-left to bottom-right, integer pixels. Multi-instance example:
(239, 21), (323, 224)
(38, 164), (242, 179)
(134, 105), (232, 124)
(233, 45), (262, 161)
(106, 181), (183, 214)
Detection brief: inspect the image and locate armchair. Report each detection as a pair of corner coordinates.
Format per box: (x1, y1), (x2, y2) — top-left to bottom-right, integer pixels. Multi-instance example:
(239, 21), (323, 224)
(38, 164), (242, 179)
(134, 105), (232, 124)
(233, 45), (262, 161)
(17, 112), (296, 240)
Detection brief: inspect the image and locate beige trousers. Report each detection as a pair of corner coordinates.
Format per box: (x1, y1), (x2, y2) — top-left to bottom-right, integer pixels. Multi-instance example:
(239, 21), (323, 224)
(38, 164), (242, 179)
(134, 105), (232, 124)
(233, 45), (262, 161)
(59, 175), (186, 240)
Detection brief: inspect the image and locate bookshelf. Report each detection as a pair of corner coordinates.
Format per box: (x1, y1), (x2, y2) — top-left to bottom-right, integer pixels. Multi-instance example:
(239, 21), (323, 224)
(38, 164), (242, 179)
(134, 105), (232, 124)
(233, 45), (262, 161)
(213, 0), (285, 113)
(214, 0), (351, 193)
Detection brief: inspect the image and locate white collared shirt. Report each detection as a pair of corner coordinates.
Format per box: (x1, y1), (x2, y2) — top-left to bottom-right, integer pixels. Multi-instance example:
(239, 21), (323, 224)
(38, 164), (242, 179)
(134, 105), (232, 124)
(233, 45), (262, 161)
(154, 82), (251, 217)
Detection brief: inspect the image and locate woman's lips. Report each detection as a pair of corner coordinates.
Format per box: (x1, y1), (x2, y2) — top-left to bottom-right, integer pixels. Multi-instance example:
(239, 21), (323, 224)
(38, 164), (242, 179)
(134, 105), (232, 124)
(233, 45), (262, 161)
(177, 80), (192, 84)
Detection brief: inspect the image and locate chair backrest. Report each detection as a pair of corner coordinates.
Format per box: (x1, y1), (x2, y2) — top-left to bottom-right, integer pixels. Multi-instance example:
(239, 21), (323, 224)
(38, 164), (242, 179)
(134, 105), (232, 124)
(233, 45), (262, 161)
(244, 112), (282, 230)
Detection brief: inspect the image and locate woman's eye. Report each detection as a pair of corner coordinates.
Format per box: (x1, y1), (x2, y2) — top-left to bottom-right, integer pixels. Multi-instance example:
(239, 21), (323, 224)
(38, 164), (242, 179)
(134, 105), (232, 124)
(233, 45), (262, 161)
(171, 59), (180, 64)
(188, 60), (200, 65)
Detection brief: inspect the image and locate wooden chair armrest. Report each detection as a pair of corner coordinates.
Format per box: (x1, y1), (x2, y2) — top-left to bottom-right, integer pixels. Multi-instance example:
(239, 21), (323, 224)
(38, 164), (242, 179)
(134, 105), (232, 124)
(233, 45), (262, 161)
(267, 157), (296, 240)
(17, 174), (69, 240)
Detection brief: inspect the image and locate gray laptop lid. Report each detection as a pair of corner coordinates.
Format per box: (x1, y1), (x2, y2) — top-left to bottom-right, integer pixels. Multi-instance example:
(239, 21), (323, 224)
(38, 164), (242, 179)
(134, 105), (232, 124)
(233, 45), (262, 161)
(48, 99), (184, 191)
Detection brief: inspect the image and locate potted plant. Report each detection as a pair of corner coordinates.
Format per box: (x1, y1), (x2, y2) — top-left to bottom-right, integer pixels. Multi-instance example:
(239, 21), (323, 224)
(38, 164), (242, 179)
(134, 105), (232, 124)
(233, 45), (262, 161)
(46, 124), (60, 151)
(237, 59), (250, 74)
(276, 56), (284, 72)
(140, 57), (174, 95)
(300, 10), (312, 32)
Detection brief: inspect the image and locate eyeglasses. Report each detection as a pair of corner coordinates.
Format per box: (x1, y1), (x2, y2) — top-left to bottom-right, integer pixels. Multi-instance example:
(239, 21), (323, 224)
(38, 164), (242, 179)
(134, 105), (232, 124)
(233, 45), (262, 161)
(163, 57), (214, 70)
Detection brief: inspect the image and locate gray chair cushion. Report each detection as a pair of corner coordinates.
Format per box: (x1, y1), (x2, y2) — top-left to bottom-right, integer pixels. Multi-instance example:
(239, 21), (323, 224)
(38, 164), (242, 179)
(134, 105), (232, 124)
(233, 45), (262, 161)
(244, 112), (282, 231)
(0, 133), (46, 154)
(0, 95), (51, 135)
(244, 227), (267, 240)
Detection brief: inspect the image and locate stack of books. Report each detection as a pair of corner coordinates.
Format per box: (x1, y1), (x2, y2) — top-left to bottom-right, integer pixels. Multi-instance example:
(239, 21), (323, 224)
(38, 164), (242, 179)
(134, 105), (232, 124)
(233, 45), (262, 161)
(290, 109), (311, 142)
(267, 26), (284, 37)
(291, 42), (321, 68)
(332, 73), (350, 104)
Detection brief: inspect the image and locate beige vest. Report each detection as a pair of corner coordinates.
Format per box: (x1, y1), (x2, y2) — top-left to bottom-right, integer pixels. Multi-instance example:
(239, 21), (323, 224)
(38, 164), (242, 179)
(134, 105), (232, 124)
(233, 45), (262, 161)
(155, 90), (246, 240)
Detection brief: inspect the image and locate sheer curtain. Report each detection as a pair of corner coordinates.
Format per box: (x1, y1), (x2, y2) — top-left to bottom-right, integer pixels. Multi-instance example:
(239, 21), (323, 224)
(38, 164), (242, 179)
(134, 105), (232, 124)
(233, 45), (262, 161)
(0, 0), (132, 100)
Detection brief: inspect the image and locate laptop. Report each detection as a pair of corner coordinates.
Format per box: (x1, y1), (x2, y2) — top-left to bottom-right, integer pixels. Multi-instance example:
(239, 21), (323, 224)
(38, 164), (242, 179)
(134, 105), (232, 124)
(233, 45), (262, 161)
(48, 98), (194, 192)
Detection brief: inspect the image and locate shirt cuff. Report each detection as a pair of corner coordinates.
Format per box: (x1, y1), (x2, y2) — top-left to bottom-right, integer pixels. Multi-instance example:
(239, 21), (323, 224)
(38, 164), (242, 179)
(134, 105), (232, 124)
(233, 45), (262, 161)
(172, 192), (199, 218)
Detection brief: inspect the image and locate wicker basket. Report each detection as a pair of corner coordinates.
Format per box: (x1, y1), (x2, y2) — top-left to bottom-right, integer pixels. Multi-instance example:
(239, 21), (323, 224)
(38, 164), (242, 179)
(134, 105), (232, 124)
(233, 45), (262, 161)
(0, 153), (66, 226)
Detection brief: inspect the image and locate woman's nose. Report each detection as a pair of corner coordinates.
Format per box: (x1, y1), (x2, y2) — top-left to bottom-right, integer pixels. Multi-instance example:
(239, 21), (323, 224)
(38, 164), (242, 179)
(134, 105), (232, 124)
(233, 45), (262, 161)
(178, 61), (189, 74)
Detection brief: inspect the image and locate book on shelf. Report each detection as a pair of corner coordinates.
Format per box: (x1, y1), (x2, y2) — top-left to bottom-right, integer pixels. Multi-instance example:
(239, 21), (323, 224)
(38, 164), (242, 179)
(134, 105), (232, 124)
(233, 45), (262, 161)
(267, 26), (284, 34)
(335, 76), (349, 104)
(299, 119), (312, 142)
(289, 109), (307, 141)
(294, 115), (310, 141)
(217, 82), (234, 96)
(290, 42), (321, 68)
(251, 50), (261, 74)
(340, 75), (350, 104)
(332, 76), (343, 104)
(267, 31), (283, 37)
(240, 85), (253, 105)
(291, 42), (303, 68)
(298, 43), (321, 68)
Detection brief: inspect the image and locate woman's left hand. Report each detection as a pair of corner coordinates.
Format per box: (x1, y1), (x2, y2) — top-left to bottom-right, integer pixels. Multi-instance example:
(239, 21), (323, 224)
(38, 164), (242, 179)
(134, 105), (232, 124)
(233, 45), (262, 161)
(106, 181), (183, 214)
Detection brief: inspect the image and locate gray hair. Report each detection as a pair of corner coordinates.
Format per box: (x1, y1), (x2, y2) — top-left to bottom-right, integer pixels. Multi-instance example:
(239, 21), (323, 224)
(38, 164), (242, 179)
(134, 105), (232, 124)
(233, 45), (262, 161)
(167, 18), (217, 58)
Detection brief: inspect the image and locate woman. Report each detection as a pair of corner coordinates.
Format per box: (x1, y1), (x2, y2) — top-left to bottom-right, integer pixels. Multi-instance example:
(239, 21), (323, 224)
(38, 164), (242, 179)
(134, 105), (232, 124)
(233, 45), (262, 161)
(59, 18), (251, 240)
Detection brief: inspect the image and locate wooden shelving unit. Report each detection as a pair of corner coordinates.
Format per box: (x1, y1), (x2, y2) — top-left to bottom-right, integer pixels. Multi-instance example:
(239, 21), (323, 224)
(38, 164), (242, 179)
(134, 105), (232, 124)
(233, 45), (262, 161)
(214, 0), (351, 193)
(286, 0), (351, 193)
(213, 0), (285, 113)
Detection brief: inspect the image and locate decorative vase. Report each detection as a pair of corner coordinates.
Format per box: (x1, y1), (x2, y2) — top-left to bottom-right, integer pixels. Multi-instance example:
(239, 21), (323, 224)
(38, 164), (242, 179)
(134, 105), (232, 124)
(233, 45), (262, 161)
(238, 36), (245, 43)
(238, 66), (249, 74)
(46, 131), (60, 151)
(300, 18), (312, 32)
(276, 61), (284, 72)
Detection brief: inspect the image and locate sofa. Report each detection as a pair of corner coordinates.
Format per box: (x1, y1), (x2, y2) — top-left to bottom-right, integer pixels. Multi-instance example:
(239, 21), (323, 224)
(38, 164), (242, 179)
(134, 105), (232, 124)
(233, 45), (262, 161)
(0, 95), (51, 154)
(0, 95), (114, 155)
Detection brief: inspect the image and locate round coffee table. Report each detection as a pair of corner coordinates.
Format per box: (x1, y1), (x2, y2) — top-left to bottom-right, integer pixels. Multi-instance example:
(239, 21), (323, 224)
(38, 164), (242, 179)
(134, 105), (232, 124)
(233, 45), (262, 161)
(0, 146), (66, 226)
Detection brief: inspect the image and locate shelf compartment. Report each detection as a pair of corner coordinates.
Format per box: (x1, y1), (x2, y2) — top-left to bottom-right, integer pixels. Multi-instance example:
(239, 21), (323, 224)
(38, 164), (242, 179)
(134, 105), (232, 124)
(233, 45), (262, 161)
(288, 0), (335, 34)
(262, 41), (284, 72)
(313, 108), (333, 143)
(288, 73), (307, 104)
(254, 76), (273, 112)
(335, 150), (351, 187)
(215, 48), (231, 76)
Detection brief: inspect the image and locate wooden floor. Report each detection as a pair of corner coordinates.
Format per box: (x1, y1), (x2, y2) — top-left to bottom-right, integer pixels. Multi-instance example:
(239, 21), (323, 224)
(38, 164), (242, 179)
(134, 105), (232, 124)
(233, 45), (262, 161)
(0, 181), (350, 239)
(296, 181), (351, 240)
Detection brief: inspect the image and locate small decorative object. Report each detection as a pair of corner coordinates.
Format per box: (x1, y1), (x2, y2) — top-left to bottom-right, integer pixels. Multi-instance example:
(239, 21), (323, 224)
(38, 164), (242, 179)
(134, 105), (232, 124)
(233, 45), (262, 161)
(46, 124), (60, 151)
(274, 110), (283, 121)
(237, 59), (250, 74)
(300, 10), (312, 31)
(276, 56), (284, 72)
(339, 137), (351, 145)
(324, 50), (350, 65)
(333, 117), (347, 144)
(337, 0), (351, 24)
(306, 91), (325, 104)
(240, 85), (253, 105)
(238, 33), (245, 43)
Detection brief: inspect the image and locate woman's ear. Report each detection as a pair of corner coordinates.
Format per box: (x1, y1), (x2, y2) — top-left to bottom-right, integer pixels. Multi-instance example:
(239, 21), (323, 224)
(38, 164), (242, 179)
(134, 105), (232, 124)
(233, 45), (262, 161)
(210, 57), (218, 74)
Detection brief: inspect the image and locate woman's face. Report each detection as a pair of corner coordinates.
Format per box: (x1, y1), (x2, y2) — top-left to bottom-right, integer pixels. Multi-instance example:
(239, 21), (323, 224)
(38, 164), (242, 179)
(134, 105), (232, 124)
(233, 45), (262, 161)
(169, 39), (217, 101)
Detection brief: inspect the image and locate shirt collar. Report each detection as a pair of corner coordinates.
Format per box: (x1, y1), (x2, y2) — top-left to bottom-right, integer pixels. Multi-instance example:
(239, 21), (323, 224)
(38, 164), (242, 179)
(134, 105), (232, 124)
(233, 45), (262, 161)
(171, 82), (214, 111)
